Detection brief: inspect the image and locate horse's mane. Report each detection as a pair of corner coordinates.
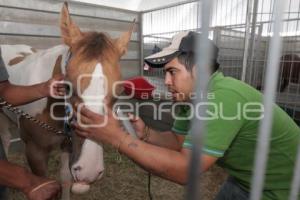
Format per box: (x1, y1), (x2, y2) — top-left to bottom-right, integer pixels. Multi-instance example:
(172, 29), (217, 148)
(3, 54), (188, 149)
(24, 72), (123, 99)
(74, 32), (117, 62)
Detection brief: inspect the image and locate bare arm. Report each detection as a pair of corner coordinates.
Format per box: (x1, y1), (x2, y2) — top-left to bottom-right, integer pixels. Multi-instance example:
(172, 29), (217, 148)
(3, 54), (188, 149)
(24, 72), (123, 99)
(144, 128), (185, 151)
(0, 160), (61, 200)
(0, 81), (49, 106)
(74, 106), (218, 185)
(0, 74), (65, 106)
(118, 134), (217, 184)
(128, 113), (184, 150)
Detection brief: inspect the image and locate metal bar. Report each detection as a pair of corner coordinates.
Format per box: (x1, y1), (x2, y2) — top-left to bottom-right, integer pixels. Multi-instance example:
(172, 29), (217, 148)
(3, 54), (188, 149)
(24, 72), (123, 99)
(252, 24), (263, 88)
(0, 22), (140, 42)
(186, 0), (213, 199)
(249, 0), (286, 199)
(0, 5), (139, 24)
(143, 27), (218, 37)
(0, 33), (60, 38)
(260, 0), (275, 90)
(247, 0), (259, 84)
(290, 144), (300, 200)
(241, 0), (254, 81)
(288, 1), (300, 199)
(138, 12), (144, 76)
(255, 11), (300, 14)
(209, 16), (300, 30)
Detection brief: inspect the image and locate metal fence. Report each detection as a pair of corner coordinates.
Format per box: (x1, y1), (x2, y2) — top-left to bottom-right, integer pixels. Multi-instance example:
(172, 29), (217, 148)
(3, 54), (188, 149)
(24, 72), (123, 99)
(141, 0), (300, 199)
(141, 0), (300, 125)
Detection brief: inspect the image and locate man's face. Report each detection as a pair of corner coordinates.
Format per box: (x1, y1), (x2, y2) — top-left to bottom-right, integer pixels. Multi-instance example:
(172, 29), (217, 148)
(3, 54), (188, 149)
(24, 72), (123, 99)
(164, 57), (196, 102)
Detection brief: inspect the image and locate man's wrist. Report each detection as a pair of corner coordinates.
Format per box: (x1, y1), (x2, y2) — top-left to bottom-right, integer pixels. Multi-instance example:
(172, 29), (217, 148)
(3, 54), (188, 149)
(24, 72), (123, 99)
(113, 130), (129, 149)
(142, 126), (151, 142)
(19, 168), (35, 194)
(37, 82), (49, 98)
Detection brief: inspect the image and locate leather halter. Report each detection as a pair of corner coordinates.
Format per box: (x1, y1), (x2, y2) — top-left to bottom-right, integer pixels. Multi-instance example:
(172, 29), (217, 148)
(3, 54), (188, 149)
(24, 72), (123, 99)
(61, 51), (74, 139)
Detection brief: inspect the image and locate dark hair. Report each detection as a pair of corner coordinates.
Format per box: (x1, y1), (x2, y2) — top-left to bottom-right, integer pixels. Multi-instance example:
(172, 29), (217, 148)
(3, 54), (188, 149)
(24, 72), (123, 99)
(177, 52), (220, 74)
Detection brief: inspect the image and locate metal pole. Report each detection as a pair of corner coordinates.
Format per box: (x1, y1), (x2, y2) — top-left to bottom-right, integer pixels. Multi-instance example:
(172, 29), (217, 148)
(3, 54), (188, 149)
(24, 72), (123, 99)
(288, 2), (300, 199)
(138, 12), (144, 76)
(246, 0), (259, 84)
(241, 0), (254, 81)
(249, 0), (286, 199)
(186, 0), (213, 199)
(0, 5), (139, 24)
(289, 144), (300, 200)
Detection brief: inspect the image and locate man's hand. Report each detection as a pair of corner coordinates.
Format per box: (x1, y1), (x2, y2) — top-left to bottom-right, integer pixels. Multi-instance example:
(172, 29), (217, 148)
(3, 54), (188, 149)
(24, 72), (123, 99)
(23, 175), (61, 200)
(72, 105), (127, 148)
(44, 74), (66, 98)
(128, 113), (146, 139)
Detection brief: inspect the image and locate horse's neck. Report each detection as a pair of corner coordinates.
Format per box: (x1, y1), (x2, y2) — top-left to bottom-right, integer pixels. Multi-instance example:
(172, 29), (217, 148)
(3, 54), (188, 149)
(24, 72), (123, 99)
(1, 44), (69, 86)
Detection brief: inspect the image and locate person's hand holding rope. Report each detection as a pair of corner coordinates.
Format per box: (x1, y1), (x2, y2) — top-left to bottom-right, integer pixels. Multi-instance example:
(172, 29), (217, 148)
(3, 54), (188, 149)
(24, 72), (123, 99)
(22, 174), (61, 200)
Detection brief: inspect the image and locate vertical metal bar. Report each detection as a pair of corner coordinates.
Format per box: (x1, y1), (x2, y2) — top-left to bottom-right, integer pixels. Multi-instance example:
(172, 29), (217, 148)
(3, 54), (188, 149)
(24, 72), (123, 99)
(186, 0), (213, 199)
(241, 0), (253, 81)
(139, 12), (144, 76)
(249, 0), (286, 199)
(289, 144), (300, 200)
(247, 0), (259, 84)
(288, 1), (300, 199)
(260, 0), (275, 91)
(252, 23), (263, 88)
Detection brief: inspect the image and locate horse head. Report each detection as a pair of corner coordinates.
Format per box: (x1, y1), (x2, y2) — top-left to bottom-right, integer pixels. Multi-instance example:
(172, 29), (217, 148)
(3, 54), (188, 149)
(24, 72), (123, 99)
(59, 3), (134, 193)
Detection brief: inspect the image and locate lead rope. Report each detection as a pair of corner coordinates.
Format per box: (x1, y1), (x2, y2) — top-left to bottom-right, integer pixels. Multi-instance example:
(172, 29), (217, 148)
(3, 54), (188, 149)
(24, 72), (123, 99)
(0, 97), (64, 136)
(0, 52), (73, 137)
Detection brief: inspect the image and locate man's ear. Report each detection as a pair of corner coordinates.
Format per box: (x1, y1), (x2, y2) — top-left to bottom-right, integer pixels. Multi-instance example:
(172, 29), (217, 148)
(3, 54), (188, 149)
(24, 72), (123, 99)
(60, 2), (82, 47)
(115, 19), (136, 57)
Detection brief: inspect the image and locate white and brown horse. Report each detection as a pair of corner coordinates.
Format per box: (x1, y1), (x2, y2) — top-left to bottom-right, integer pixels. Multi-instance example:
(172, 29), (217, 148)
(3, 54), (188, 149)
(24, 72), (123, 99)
(0, 3), (133, 199)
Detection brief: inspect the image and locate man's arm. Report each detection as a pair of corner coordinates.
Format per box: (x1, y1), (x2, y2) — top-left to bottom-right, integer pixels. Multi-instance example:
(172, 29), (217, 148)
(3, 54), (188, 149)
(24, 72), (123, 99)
(128, 114), (184, 151)
(0, 74), (65, 106)
(0, 81), (49, 106)
(0, 160), (61, 200)
(143, 128), (185, 151)
(118, 135), (218, 184)
(74, 105), (218, 185)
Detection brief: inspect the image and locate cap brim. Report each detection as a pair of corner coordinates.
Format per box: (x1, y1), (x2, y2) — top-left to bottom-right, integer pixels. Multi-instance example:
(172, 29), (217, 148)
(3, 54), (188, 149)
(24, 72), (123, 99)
(144, 49), (180, 68)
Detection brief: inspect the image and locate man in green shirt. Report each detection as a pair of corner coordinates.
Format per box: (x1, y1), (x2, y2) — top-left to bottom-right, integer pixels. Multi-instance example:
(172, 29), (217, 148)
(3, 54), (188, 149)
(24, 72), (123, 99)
(74, 31), (300, 200)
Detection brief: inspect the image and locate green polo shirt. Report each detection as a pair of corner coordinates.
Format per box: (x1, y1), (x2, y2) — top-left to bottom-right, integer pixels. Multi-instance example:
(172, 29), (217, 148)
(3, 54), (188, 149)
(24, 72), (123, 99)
(172, 71), (300, 200)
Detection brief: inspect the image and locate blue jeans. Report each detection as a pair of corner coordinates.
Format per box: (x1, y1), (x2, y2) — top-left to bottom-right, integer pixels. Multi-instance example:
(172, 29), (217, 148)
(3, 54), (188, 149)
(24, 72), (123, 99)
(215, 177), (249, 200)
(0, 138), (7, 200)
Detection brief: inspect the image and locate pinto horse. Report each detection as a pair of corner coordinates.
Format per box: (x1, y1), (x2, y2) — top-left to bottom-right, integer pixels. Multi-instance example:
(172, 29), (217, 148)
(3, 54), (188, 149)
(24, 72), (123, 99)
(0, 3), (134, 199)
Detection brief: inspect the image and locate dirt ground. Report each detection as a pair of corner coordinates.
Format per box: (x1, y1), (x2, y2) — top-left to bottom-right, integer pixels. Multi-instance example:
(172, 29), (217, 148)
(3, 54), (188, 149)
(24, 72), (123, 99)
(7, 144), (227, 200)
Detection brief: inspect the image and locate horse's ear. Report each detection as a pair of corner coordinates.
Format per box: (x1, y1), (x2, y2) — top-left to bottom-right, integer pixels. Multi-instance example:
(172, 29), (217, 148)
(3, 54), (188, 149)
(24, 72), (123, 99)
(60, 2), (82, 46)
(115, 19), (136, 57)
